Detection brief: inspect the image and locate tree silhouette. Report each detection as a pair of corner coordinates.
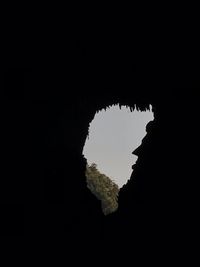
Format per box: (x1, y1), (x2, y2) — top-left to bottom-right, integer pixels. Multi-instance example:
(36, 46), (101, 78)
(85, 163), (119, 215)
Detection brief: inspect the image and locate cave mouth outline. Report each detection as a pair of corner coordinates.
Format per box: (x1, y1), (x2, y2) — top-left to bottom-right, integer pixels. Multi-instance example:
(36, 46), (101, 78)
(82, 103), (154, 215)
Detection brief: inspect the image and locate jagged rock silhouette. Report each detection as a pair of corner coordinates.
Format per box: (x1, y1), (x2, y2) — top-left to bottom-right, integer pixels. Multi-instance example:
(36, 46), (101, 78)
(2, 31), (199, 255)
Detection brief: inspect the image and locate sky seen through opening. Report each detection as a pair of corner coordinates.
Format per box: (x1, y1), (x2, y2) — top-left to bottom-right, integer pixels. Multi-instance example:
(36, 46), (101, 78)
(83, 104), (154, 188)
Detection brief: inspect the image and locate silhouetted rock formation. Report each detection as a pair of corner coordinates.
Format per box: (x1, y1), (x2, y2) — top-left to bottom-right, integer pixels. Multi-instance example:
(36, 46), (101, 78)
(2, 31), (199, 255)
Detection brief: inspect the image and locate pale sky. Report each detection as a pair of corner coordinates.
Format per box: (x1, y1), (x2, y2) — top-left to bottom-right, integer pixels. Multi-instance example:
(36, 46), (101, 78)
(83, 105), (154, 188)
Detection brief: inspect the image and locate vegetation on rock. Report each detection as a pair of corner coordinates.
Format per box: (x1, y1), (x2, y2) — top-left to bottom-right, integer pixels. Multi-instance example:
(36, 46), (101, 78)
(85, 163), (119, 215)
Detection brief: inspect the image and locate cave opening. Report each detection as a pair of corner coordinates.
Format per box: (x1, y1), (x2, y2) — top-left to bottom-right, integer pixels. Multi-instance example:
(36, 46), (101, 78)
(82, 104), (154, 215)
